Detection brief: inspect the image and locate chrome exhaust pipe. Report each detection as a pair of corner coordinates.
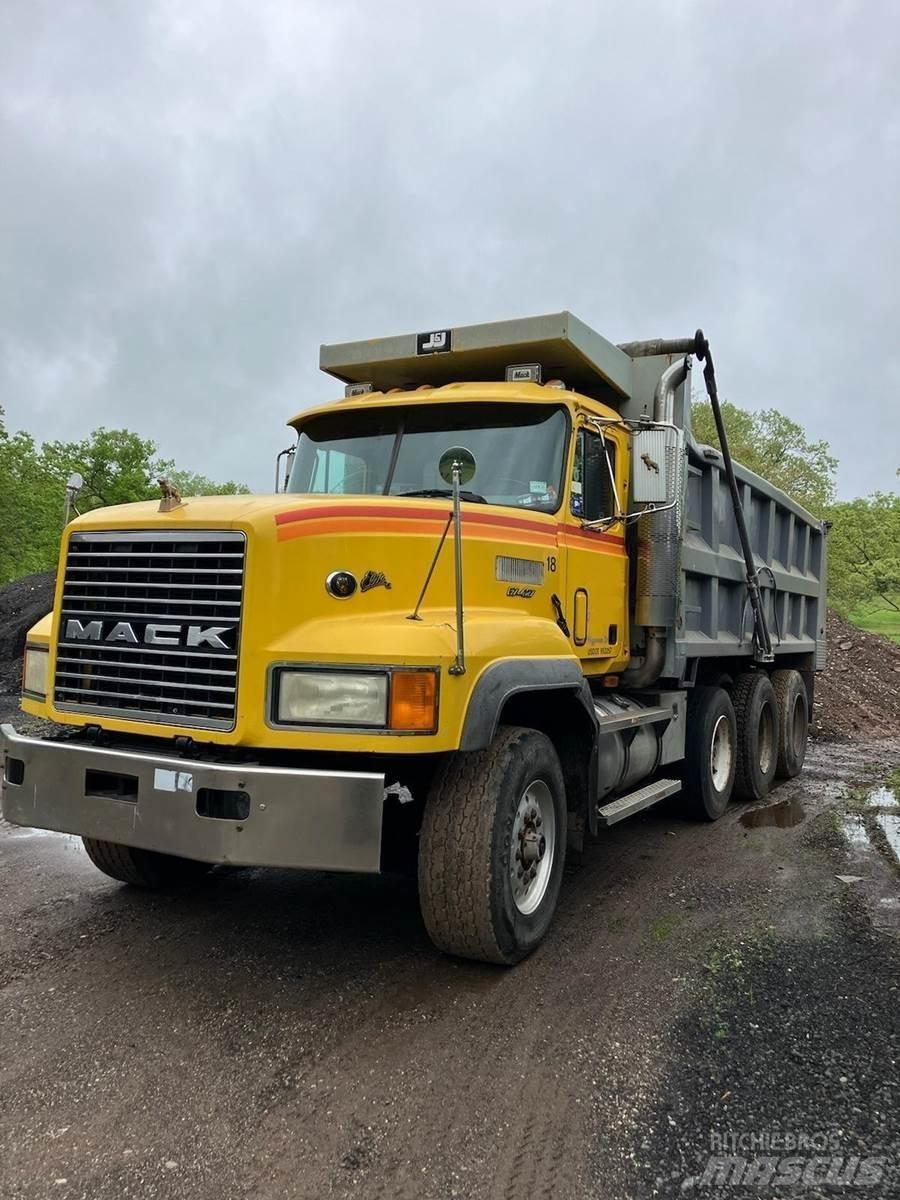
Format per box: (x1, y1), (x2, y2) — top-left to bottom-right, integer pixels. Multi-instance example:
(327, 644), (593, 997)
(654, 356), (689, 423)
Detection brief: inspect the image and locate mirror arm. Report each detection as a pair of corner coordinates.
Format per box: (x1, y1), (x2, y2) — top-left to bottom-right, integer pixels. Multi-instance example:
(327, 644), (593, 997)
(275, 444), (296, 492)
(581, 495), (678, 531)
(448, 460), (466, 675)
(602, 437), (622, 517)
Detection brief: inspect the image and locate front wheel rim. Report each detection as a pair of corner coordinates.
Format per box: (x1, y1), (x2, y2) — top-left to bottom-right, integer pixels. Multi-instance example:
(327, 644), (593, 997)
(510, 779), (556, 916)
(709, 714), (734, 792)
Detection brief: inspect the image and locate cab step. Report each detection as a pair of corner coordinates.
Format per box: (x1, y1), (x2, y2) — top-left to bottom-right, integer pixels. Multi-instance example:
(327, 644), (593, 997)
(596, 777), (682, 827)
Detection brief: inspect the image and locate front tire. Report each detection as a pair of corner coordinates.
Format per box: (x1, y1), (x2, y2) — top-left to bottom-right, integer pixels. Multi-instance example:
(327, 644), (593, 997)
(82, 839), (212, 889)
(418, 726), (566, 965)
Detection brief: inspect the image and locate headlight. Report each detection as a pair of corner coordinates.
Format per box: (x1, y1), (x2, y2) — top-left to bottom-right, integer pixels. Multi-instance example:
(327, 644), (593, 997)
(272, 668), (439, 731)
(23, 645), (50, 699)
(276, 670), (389, 727)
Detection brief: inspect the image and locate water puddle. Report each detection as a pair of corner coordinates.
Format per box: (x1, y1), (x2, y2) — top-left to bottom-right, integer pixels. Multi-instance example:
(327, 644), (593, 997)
(0, 821), (78, 844)
(866, 785), (899, 809)
(875, 814), (900, 864)
(740, 798), (805, 829)
(842, 814), (871, 847)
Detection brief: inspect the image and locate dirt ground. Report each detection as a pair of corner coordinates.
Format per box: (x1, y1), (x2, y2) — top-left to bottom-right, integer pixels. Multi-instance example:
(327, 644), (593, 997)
(2, 583), (900, 1198)
(2, 730), (899, 1198)
(814, 609), (900, 741)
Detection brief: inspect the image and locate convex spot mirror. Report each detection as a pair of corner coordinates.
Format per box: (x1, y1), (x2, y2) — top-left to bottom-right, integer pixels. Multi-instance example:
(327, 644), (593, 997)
(438, 446), (477, 487)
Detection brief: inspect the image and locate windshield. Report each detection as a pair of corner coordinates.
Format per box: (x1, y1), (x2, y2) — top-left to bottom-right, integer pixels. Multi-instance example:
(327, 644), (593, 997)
(288, 402), (568, 512)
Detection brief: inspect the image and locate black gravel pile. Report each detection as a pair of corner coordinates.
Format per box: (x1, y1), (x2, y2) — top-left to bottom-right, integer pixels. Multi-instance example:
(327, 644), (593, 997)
(0, 571), (55, 690)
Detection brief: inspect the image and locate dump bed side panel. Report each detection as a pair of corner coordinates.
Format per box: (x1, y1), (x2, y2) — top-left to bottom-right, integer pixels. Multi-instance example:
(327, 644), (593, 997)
(671, 443), (827, 674)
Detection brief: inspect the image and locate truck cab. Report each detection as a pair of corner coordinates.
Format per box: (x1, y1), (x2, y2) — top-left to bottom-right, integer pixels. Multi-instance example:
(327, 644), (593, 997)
(3, 313), (827, 964)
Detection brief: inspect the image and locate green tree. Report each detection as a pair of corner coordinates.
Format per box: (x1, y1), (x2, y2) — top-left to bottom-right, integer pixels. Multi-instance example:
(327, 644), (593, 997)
(0, 413), (251, 586)
(691, 399), (837, 514)
(40, 429), (252, 509)
(827, 492), (900, 615)
(159, 467), (250, 497)
(0, 411), (60, 582)
(40, 428), (161, 509)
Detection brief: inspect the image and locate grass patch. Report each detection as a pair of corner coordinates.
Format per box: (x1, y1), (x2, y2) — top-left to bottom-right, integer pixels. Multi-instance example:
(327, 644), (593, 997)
(645, 912), (684, 944)
(849, 606), (900, 643)
(845, 763), (900, 809)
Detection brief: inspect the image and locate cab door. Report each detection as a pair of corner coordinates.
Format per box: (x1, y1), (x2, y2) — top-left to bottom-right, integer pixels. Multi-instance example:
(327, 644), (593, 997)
(560, 425), (629, 673)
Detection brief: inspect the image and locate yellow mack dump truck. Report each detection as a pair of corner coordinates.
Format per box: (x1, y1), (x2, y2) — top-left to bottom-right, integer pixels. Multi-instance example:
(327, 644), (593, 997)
(2, 314), (826, 964)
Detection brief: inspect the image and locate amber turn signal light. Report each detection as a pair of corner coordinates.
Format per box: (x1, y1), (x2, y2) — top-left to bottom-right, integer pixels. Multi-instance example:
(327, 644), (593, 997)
(389, 671), (438, 732)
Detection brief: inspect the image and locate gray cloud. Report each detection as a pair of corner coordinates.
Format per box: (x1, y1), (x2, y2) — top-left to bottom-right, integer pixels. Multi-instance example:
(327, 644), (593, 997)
(2, 0), (898, 496)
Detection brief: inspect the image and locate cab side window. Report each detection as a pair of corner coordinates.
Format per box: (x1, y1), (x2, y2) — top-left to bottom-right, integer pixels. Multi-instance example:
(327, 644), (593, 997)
(571, 430), (617, 521)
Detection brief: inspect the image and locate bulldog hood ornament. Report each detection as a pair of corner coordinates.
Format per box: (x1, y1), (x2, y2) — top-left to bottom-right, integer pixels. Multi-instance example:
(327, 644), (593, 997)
(157, 477), (184, 512)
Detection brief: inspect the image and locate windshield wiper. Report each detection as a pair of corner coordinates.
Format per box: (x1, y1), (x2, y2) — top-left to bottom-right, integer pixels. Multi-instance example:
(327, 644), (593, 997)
(397, 488), (487, 504)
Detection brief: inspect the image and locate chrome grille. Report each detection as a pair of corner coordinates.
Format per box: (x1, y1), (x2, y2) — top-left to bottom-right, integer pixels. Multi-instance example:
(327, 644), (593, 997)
(54, 531), (246, 730)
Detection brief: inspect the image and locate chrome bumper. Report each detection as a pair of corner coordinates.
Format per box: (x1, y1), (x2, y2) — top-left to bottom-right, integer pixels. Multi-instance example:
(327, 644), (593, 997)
(0, 724), (386, 873)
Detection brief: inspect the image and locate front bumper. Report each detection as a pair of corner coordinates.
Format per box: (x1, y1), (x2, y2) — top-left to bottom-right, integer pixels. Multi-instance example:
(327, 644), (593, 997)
(0, 724), (386, 873)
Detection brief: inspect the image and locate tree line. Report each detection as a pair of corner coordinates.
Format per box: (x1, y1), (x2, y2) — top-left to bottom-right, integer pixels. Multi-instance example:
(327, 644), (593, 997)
(1, 401), (896, 619)
(0, 407), (248, 585)
(691, 400), (899, 617)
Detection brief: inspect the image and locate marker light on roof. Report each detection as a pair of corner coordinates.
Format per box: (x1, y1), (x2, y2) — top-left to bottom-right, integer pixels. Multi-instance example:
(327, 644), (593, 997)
(344, 382), (374, 397)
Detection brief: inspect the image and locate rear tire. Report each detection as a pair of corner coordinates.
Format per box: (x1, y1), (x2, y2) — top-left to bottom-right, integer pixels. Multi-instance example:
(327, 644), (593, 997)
(731, 672), (779, 801)
(418, 726), (566, 965)
(82, 839), (212, 889)
(682, 686), (737, 821)
(771, 669), (809, 779)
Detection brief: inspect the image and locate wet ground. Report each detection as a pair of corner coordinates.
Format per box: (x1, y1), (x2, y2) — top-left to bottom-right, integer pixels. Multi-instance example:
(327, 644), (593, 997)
(2, 738), (900, 1199)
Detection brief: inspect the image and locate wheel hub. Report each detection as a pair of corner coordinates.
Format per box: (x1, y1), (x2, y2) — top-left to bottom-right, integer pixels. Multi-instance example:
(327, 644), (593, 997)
(510, 780), (556, 916)
(709, 713), (735, 792)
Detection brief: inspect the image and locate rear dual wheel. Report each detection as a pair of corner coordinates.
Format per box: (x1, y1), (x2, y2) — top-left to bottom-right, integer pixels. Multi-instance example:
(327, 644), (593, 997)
(699, 668), (808, 811)
(682, 668), (809, 819)
(732, 672), (779, 802)
(682, 686), (738, 821)
(771, 668), (809, 779)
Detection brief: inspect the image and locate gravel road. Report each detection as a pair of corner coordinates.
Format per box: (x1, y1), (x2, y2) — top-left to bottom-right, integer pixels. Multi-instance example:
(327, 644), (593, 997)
(2, 736), (899, 1200)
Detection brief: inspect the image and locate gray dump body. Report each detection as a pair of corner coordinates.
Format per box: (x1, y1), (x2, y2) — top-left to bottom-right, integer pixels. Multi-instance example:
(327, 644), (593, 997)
(320, 310), (828, 679)
(670, 437), (827, 679)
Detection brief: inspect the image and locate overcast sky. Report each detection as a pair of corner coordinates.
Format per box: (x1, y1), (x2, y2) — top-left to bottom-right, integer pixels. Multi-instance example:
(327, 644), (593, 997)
(2, 1), (898, 498)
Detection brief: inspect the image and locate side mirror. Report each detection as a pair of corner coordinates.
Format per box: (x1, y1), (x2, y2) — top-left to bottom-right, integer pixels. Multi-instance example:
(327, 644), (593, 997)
(631, 428), (676, 505)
